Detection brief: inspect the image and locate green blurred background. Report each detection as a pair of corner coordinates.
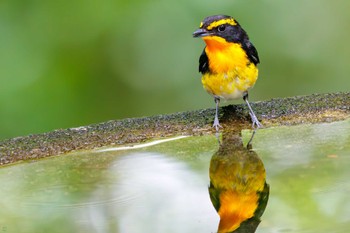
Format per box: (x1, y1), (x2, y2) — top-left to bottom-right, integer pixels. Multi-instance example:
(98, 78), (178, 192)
(1, 0), (349, 140)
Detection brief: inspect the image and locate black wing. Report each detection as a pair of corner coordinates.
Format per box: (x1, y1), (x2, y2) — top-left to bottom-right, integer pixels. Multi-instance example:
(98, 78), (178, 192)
(243, 40), (260, 65)
(208, 182), (221, 211)
(199, 49), (210, 74)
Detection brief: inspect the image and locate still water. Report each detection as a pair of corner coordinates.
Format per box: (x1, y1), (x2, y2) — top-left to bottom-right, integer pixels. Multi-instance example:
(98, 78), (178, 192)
(1, 119), (350, 233)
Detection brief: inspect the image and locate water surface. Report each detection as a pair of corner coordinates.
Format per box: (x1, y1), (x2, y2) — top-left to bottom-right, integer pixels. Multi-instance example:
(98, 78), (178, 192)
(0, 119), (350, 233)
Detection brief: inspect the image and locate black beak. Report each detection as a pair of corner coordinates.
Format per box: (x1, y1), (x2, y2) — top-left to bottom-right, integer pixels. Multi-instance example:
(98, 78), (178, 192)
(193, 28), (211, 38)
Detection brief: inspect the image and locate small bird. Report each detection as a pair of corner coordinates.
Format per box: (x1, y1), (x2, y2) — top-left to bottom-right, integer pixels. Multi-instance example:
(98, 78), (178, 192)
(193, 15), (262, 131)
(209, 131), (269, 233)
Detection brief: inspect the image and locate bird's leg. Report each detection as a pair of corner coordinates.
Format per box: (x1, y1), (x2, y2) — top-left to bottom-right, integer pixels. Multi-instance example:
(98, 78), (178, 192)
(246, 129), (256, 149)
(213, 97), (222, 132)
(243, 92), (262, 129)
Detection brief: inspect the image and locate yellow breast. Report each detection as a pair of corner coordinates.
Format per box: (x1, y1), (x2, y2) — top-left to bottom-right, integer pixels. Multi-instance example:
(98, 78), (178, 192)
(201, 36), (258, 100)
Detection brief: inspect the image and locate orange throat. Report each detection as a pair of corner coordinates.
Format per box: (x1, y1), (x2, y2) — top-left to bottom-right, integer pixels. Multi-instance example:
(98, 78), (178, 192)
(217, 190), (259, 233)
(203, 36), (229, 51)
(202, 36), (250, 74)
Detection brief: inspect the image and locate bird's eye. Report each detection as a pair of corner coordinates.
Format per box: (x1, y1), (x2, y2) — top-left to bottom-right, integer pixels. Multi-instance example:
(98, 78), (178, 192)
(218, 25), (226, 32)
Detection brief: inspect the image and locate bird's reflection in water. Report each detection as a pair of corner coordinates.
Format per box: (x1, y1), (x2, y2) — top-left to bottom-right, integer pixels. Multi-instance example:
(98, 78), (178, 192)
(209, 131), (269, 233)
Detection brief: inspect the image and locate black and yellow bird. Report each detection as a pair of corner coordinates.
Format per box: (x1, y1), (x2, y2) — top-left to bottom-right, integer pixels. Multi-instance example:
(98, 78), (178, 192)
(193, 15), (262, 131)
(209, 131), (269, 233)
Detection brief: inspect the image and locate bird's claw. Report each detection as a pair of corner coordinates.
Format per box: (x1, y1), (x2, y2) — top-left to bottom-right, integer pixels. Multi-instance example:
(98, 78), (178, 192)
(213, 118), (222, 132)
(249, 112), (263, 129)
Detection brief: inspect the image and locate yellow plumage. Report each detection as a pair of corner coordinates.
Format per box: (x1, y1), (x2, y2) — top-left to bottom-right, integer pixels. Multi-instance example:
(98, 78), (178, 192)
(201, 36), (258, 100)
(209, 132), (268, 233)
(193, 15), (262, 130)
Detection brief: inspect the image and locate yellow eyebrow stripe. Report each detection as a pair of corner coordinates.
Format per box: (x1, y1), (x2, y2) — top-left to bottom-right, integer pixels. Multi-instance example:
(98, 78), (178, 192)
(206, 18), (236, 30)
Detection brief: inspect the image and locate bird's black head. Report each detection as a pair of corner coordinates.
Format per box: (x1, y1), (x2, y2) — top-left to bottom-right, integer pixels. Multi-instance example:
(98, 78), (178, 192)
(193, 15), (248, 44)
(193, 15), (260, 65)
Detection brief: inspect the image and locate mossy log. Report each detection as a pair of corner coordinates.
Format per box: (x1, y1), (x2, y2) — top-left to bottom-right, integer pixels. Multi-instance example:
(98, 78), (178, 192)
(1, 92), (349, 165)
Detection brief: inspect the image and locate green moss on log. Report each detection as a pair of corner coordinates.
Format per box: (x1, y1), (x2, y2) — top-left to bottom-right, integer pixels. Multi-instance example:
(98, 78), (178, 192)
(0, 92), (349, 165)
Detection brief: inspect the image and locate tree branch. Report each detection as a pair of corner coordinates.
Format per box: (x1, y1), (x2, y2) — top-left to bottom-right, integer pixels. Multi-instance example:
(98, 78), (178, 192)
(1, 92), (349, 165)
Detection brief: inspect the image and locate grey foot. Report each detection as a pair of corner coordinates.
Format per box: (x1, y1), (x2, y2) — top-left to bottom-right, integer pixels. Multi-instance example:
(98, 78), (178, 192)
(213, 117), (222, 132)
(249, 112), (263, 129)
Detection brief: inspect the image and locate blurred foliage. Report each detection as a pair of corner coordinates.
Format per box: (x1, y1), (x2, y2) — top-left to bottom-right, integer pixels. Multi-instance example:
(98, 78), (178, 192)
(1, 0), (350, 139)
